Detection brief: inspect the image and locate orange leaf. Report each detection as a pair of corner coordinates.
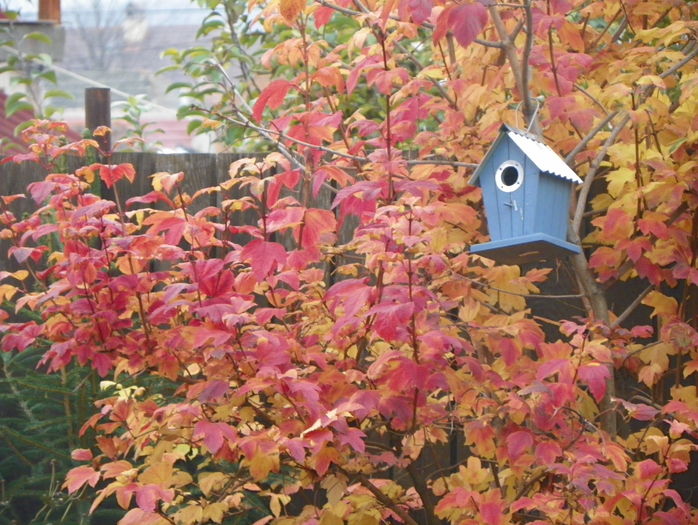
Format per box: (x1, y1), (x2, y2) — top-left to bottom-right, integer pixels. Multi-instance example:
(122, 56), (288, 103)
(279, 0), (304, 24)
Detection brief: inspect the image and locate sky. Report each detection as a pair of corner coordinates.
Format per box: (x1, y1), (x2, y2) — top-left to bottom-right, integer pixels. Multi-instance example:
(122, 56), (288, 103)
(3, 0), (208, 25)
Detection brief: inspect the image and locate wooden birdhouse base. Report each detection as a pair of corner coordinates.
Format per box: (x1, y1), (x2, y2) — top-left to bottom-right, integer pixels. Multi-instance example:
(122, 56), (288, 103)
(470, 233), (581, 264)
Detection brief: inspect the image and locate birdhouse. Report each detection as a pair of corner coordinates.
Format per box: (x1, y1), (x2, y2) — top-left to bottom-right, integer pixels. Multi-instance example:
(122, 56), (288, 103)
(470, 125), (582, 264)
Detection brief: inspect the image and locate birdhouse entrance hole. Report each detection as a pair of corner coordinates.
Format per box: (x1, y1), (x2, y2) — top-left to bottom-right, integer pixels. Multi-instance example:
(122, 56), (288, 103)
(495, 160), (523, 192)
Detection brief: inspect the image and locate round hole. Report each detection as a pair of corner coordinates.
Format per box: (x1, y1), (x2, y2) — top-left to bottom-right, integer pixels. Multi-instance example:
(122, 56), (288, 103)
(501, 166), (520, 187)
(495, 161), (524, 192)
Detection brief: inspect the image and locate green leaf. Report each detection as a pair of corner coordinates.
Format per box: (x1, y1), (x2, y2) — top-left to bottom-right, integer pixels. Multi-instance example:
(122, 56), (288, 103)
(187, 119), (203, 134)
(4, 92), (33, 117)
(165, 81), (193, 94)
(43, 89), (74, 100)
(21, 31), (52, 45)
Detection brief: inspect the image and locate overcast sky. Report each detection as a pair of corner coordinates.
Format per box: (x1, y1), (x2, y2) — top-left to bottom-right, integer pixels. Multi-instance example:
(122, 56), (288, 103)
(4, 0), (208, 24)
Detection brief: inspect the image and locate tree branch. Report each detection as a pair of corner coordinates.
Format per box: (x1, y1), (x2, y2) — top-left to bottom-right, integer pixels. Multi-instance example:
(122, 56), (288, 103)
(565, 111), (618, 166)
(353, 473), (420, 525)
(611, 284), (652, 329)
(571, 114), (630, 235)
(521, 0), (540, 135)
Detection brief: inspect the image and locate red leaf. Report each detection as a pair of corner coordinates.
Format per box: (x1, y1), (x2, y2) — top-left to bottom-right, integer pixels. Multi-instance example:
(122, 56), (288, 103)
(298, 208), (337, 249)
(434, 3), (488, 48)
(9, 246), (47, 264)
(506, 430), (533, 460)
(617, 399), (659, 421)
(480, 500), (504, 525)
(64, 465), (100, 494)
(314, 5), (334, 28)
(99, 163), (136, 189)
(399, 0), (432, 24)
(240, 240), (287, 280)
(252, 80), (294, 122)
(535, 441), (562, 466)
(126, 190), (175, 208)
(326, 278), (372, 317)
(193, 420), (237, 453)
(578, 363), (610, 402)
(266, 207), (306, 233)
(198, 380), (230, 403)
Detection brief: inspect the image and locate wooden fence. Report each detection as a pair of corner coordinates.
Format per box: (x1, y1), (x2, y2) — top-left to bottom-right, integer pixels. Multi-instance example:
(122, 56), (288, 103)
(0, 151), (352, 272)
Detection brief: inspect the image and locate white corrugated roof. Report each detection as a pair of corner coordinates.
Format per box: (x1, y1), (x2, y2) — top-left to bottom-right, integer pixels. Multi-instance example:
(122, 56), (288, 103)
(505, 126), (582, 184)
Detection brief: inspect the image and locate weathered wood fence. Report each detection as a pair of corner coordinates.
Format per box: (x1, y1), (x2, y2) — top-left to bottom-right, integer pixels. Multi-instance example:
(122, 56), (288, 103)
(0, 151), (351, 272)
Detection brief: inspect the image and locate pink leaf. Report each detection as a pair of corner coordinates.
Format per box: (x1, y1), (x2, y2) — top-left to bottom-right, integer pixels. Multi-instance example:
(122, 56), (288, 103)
(71, 449), (93, 461)
(240, 240), (287, 280)
(399, 0), (432, 24)
(535, 441), (562, 466)
(578, 363), (610, 402)
(118, 508), (163, 525)
(506, 430), (533, 460)
(193, 420), (237, 453)
(64, 465), (100, 494)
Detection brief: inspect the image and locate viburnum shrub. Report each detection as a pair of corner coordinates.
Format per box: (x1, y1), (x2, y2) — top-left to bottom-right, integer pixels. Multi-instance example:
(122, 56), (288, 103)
(2, 0), (698, 523)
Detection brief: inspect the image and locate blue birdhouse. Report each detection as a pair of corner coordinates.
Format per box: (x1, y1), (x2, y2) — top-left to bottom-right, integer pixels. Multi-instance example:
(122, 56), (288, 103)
(470, 125), (582, 263)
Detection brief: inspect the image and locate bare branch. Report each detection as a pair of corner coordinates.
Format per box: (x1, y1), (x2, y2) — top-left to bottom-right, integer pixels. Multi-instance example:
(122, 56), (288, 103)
(611, 285), (652, 329)
(571, 114), (630, 235)
(565, 111), (618, 166)
(521, 0), (540, 135)
(659, 42), (698, 79)
(353, 473), (420, 525)
(475, 38), (506, 49)
(407, 159), (478, 169)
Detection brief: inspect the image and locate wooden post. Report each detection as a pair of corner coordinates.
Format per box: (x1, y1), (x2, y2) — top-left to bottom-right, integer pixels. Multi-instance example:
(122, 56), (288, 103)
(38, 0), (61, 23)
(85, 87), (111, 153)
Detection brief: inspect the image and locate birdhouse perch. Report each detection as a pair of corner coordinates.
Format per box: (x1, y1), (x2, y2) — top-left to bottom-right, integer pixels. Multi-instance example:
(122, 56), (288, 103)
(470, 125), (582, 264)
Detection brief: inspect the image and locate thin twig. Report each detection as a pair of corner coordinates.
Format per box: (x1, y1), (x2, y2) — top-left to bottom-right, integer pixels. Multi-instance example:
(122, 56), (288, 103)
(574, 84), (610, 115)
(611, 285), (652, 329)
(407, 159), (478, 168)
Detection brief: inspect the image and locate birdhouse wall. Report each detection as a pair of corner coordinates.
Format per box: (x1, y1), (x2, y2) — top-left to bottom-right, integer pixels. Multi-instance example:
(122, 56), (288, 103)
(534, 175), (573, 240)
(478, 136), (540, 241)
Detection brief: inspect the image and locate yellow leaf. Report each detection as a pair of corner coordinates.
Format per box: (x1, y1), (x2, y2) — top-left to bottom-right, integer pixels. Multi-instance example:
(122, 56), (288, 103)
(0, 284), (18, 302)
(173, 504), (203, 525)
(641, 290), (678, 318)
(605, 167), (635, 198)
(139, 462), (173, 487)
(636, 75), (665, 89)
(202, 502), (228, 523)
(199, 472), (229, 497)
(320, 512), (344, 525)
(320, 474), (347, 506)
(270, 494), (291, 517)
(248, 449), (279, 481)
(10, 270), (28, 281)
(279, 0), (304, 23)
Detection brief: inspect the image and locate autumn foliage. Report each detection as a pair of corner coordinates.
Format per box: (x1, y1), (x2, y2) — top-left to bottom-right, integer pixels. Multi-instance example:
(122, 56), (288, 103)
(2, 0), (698, 524)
